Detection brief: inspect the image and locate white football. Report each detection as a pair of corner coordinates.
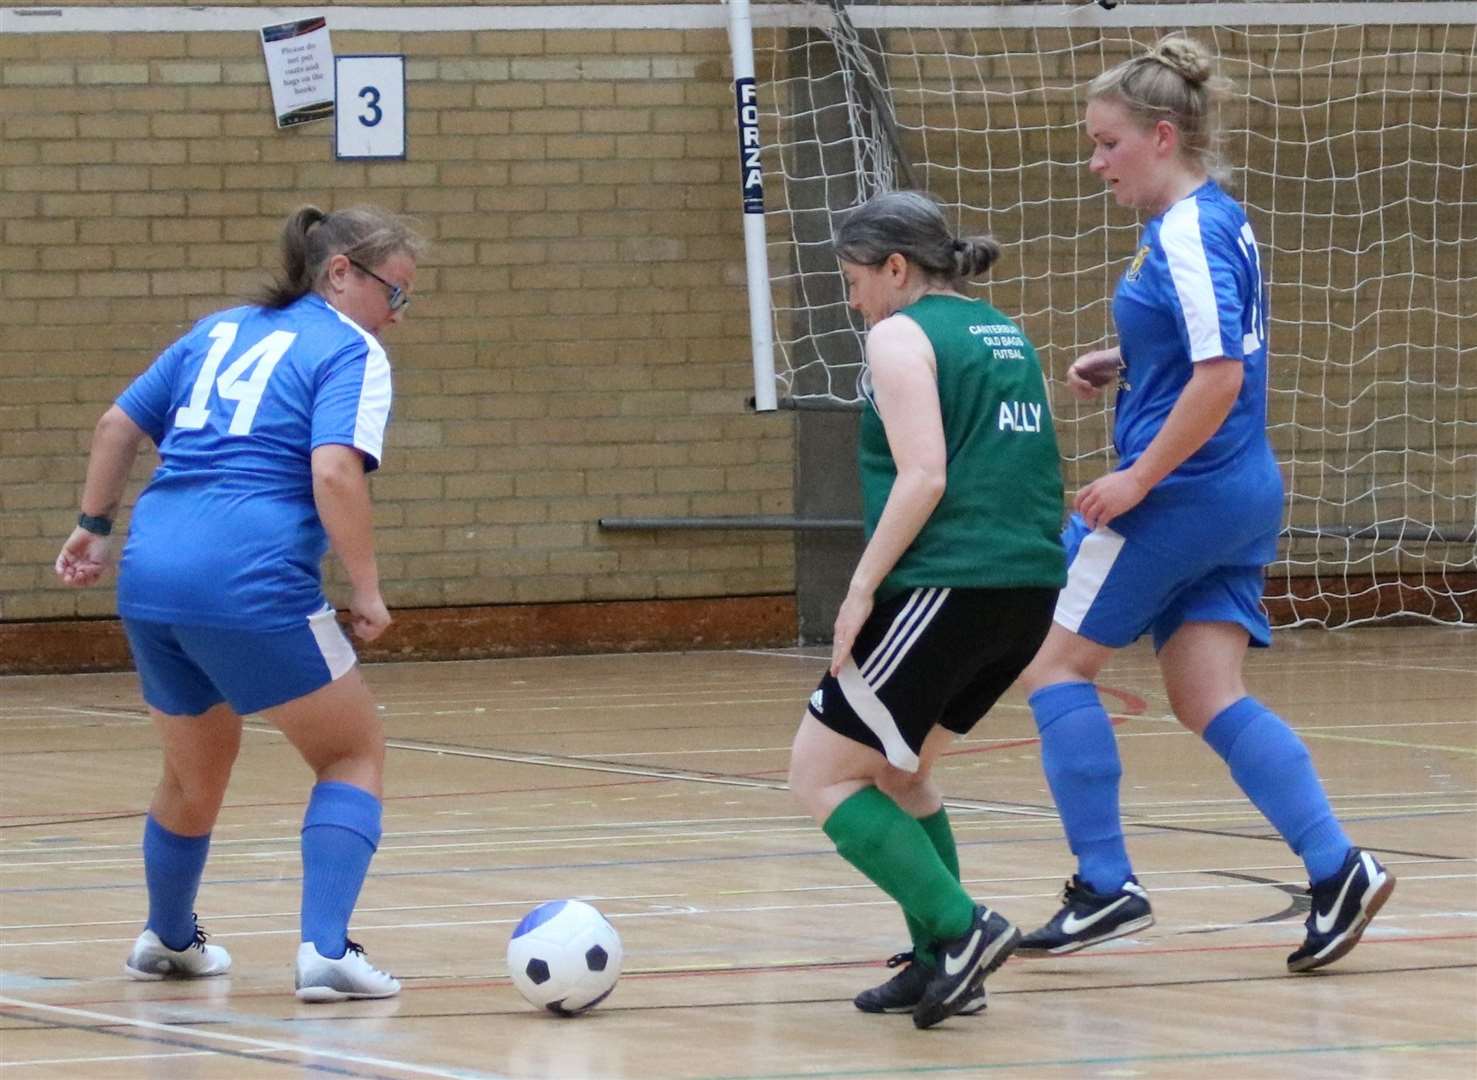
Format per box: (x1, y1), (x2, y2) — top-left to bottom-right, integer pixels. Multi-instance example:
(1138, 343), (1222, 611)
(506, 899), (623, 1015)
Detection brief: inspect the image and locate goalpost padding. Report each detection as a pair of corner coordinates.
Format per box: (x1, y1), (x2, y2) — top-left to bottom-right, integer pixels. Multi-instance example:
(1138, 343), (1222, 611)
(749, 1), (1476, 626)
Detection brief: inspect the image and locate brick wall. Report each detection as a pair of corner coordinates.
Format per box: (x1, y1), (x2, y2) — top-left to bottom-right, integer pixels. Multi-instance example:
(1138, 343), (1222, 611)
(1, 6), (799, 628)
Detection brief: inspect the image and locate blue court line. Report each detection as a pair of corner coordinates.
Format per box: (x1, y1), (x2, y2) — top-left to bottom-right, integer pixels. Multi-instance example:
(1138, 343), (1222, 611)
(698, 1039), (1477, 1080)
(1, 809), (1467, 895)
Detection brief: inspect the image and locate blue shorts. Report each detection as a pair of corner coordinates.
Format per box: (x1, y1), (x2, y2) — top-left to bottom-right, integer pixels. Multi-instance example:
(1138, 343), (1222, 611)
(1053, 513), (1272, 652)
(122, 605), (358, 716)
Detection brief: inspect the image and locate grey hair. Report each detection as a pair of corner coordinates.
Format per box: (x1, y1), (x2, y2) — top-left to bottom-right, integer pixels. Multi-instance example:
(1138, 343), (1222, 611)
(255, 204), (428, 309)
(1088, 34), (1232, 180)
(833, 191), (1001, 286)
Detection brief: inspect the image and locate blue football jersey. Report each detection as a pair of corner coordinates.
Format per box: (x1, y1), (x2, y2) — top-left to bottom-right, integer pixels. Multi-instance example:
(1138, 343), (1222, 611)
(114, 293), (392, 630)
(1107, 180), (1282, 557)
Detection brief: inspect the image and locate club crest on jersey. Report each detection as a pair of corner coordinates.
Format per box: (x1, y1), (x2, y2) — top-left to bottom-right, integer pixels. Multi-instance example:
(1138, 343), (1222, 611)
(1125, 244), (1151, 282)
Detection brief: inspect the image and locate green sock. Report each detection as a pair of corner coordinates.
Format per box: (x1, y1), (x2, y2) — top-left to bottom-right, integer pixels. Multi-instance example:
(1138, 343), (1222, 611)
(908, 807), (961, 965)
(822, 787), (975, 945)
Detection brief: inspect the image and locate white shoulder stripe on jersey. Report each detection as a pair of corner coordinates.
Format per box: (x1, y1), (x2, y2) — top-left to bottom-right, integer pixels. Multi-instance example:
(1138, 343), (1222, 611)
(1054, 527), (1127, 633)
(1160, 197), (1226, 363)
(329, 310), (393, 466)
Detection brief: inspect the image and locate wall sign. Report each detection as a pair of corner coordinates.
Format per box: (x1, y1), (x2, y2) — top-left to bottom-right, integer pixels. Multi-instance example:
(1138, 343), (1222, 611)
(260, 16), (334, 128)
(334, 55), (407, 160)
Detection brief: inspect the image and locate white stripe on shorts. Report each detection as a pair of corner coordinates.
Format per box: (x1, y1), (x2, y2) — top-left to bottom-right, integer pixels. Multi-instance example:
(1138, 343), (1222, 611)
(307, 605), (358, 682)
(1054, 526), (1126, 634)
(859, 586), (949, 689)
(838, 657), (921, 773)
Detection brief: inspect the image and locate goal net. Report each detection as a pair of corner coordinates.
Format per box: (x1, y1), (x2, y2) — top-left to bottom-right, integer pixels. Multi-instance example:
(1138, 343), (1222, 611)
(749, 0), (1476, 627)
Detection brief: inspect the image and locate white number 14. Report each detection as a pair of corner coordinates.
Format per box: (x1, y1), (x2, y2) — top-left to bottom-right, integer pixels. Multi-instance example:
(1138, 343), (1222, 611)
(175, 322), (297, 435)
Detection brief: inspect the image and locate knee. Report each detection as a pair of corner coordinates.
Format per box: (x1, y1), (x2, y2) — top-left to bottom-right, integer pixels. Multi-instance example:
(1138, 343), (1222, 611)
(304, 733), (384, 781)
(875, 764), (924, 803)
(159, 763), (230, 817)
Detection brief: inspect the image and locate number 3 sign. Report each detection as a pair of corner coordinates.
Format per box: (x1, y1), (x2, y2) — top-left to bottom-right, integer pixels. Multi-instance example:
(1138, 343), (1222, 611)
(334, 55), (406, 160)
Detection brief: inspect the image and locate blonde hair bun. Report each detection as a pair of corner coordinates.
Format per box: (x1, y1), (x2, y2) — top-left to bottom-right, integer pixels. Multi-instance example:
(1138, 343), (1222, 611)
(1152, 35), (1215, 87)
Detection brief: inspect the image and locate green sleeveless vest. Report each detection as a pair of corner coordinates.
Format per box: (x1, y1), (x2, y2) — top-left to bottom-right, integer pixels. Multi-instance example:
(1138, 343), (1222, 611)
(859, 294), (1067, 602)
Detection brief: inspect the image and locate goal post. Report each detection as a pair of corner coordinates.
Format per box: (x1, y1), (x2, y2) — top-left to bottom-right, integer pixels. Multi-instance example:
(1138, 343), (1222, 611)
(729, 0), (1476, 627)
(726, 0), (779, 412)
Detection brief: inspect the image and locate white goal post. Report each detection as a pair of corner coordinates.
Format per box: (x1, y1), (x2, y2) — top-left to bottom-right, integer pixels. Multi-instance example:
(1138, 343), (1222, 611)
(726, 0), (1476, 627)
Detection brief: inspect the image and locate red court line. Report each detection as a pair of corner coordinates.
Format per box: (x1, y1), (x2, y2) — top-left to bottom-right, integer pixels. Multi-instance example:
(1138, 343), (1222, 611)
(742, 683), (1148, 776)
(0, 684), (1151, 819)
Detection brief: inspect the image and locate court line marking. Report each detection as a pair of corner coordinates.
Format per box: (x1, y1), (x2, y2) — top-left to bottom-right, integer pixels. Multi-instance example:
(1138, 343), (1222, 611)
(2, 805), (1471, 875)
(0, 996), (503, 1080)
(696, 1039), (1477, 1079)
(0, 1049), (255, 1068)
(4, 860), (1470, 934)
(3, 797), (1468, 858)
(5, 874), (1473, 949)
(5, 805), (1475, 872)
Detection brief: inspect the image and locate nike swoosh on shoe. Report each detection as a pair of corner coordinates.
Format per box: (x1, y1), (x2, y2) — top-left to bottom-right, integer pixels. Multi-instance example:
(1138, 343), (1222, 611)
(1060, 894), (1131, 936)
(1313, 852), (1376, 934)
(942, 929), (982, 976)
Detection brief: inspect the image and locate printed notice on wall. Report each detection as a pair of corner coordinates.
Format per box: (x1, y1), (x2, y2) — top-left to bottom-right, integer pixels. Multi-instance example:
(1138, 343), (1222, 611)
(260, 16), (334, 128)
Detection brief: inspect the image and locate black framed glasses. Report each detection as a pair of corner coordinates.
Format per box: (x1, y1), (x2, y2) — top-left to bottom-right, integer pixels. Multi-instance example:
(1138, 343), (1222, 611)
(348, 257), (411, 312)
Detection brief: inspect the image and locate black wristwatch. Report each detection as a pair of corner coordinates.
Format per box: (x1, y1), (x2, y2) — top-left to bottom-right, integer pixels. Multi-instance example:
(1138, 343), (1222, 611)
(77, 512), (113, 537)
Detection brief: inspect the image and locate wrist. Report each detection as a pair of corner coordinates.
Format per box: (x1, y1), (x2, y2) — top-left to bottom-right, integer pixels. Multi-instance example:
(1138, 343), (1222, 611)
(1123, 464), (1157, 491)
(77, 512), (113, 536)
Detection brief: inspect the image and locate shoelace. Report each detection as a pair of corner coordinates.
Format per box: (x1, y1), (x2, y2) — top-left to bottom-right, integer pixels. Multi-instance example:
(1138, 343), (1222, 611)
(343, 938), (396, 977)
(884, 950), (915, 970)
(188, 915), (211, 952)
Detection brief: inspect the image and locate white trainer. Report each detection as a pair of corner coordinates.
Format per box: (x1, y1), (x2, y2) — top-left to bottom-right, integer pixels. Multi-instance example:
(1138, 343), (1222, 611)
(124, 927), (232, 981)
(295, 940), (401, 1002)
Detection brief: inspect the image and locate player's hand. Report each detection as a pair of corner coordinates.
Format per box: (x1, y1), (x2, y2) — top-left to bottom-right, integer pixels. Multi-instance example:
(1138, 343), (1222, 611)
(1066, 348), (1123, 400)
(1074, 470), (1150, 530)
(830, 587), (874, 677)
(54, 527), (113, 588)
(348, 588), (392, 641)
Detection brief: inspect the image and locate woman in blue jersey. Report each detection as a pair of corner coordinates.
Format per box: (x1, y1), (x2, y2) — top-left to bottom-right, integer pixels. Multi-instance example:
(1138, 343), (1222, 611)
(1015, 36), (1393, 971)
(55, 205), (425, 1001)
(788, 192), (1067, 1028)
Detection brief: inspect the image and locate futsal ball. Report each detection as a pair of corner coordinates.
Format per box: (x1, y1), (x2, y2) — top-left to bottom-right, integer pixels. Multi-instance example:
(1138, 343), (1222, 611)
(507, 899), (623, 1016)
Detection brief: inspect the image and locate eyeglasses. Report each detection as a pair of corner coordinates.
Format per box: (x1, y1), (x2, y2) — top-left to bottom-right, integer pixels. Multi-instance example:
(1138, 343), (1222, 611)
(347, 257), (411, 312)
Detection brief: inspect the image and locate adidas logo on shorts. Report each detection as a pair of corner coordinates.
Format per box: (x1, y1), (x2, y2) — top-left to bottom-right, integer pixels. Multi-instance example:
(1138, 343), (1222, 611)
(809, 689), (825, 714)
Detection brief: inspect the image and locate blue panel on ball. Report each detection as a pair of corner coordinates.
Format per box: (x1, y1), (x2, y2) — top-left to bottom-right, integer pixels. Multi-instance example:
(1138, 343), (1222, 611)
(511, 899), (567, 939)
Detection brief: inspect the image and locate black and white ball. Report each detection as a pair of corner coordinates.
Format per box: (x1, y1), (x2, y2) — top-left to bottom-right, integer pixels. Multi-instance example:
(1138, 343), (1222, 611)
(507, 900), (623, 1015)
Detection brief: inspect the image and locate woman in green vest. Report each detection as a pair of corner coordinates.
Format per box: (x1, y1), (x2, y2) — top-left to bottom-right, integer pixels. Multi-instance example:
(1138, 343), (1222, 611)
(787, 190), (1067, 1029)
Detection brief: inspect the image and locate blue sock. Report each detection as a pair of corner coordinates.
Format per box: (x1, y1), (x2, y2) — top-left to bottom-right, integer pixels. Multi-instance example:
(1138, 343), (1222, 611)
(142, 815), (211, 951)
(1030, 681), (1133, 894)
(1202, 697), (1353, 884)
(300, 781), (382, 960)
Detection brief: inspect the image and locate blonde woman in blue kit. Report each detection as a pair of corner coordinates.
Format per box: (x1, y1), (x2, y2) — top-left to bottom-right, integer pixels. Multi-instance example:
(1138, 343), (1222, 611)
(1013, 35), (1393, 971)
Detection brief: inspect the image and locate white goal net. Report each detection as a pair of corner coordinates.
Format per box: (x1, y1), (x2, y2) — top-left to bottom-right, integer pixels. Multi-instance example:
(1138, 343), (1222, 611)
(749, 0), (1476, 626)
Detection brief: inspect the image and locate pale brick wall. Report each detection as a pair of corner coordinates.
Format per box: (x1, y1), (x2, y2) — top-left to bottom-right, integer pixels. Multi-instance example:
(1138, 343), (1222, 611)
(1, 7), (798, 621)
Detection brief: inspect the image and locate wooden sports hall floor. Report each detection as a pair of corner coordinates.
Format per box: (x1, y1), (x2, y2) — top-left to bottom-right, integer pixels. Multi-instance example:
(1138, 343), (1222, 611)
(1, 626), (1473, 1079)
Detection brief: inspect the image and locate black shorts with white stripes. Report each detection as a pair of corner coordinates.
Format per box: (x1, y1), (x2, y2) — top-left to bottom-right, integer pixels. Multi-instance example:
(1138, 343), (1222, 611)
(807, 585), (1056, 772)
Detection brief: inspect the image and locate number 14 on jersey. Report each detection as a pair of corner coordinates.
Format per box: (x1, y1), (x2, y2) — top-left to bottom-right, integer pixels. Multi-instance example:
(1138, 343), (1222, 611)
(175, 322), (296, 436)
